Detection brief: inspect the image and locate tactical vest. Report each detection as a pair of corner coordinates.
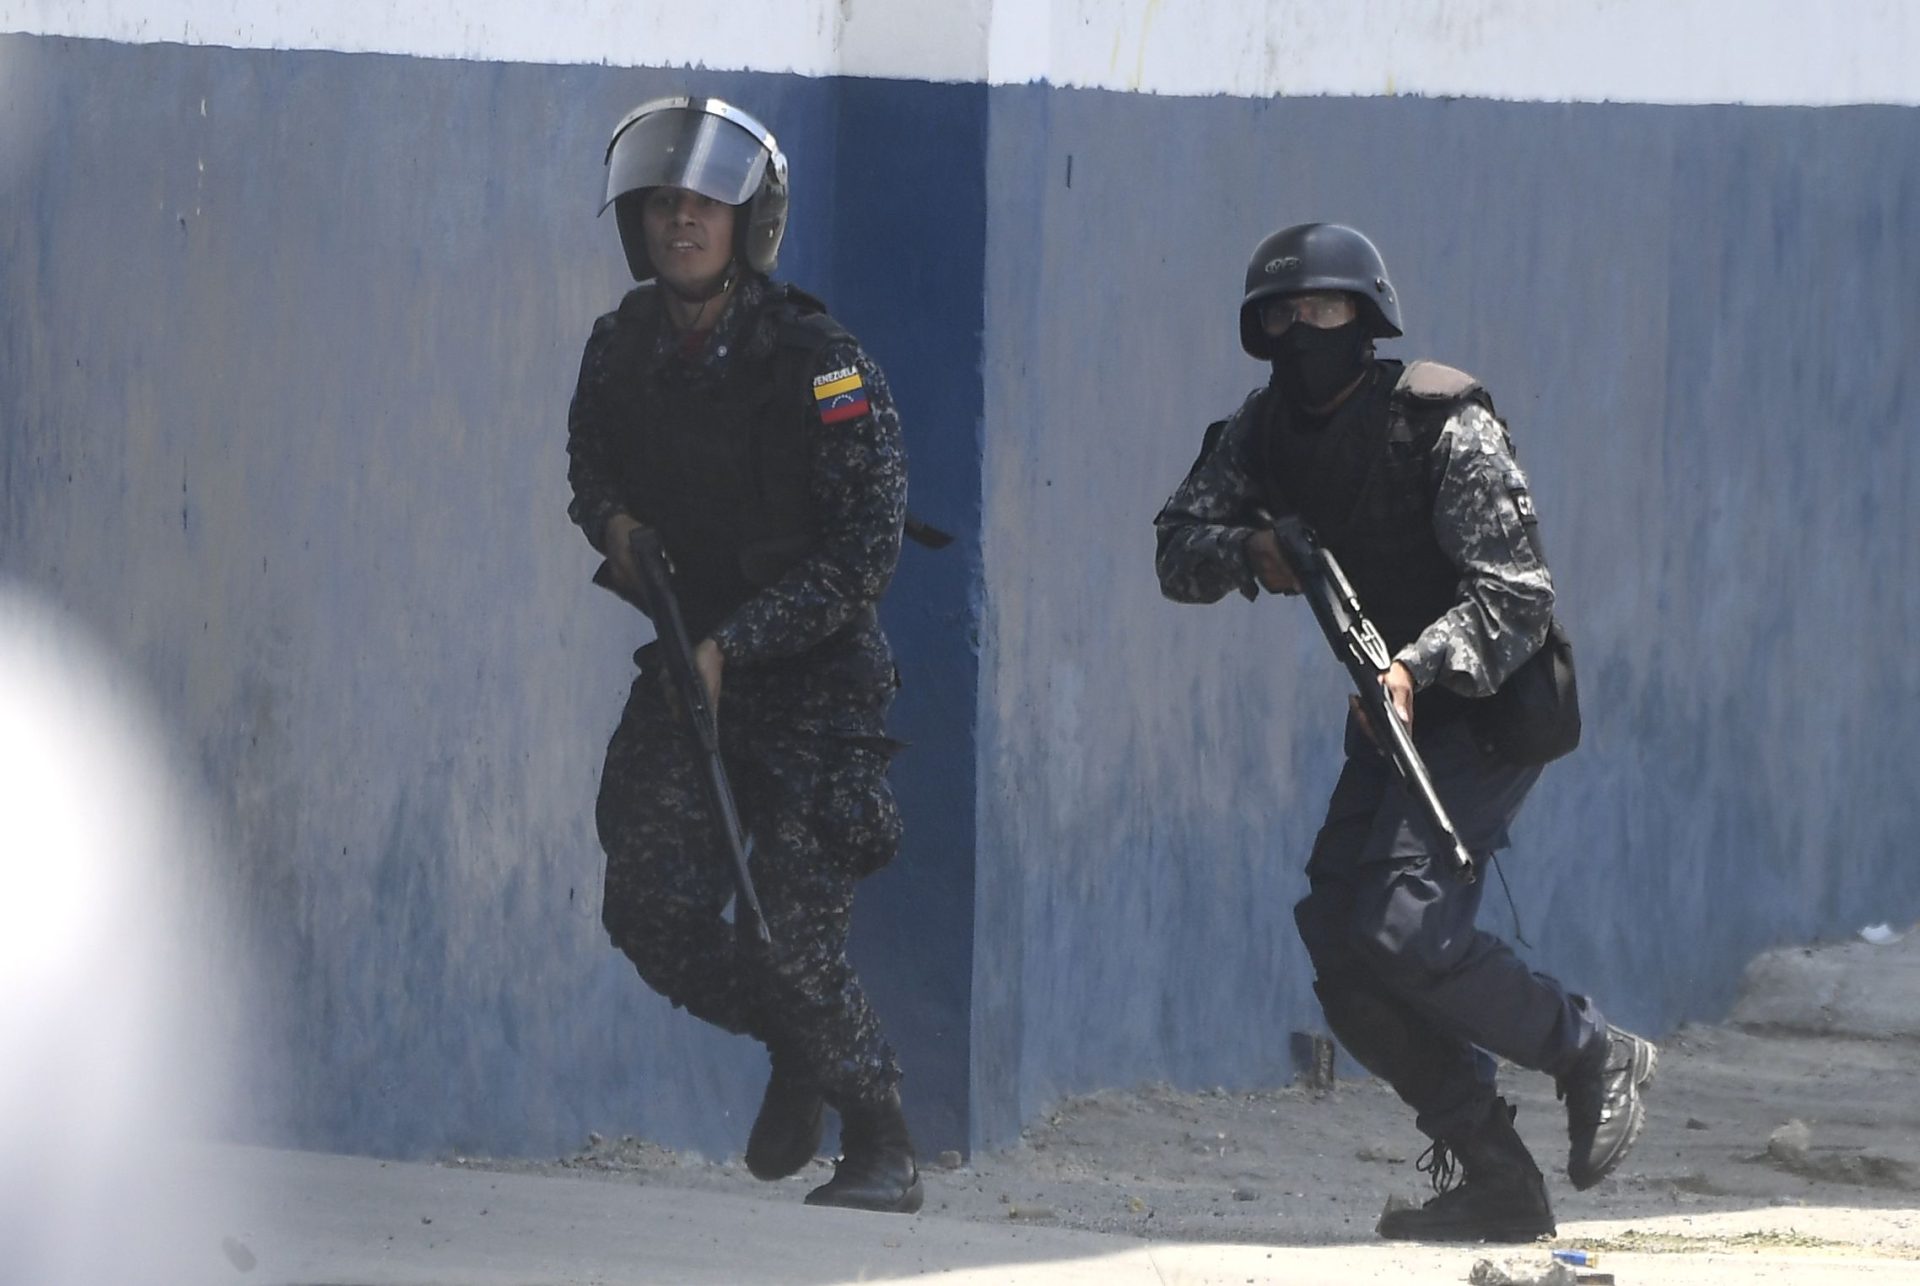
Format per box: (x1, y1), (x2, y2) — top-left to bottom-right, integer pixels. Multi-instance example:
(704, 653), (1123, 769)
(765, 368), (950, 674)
(603, 283), (847, 642)
(1258, 360), (1490, 725)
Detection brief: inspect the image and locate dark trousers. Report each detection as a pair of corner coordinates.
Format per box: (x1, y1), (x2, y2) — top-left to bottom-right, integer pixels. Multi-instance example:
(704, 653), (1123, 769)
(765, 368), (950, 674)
(1294, 714), (1605, 1142)
(596, 669), (903, 1106)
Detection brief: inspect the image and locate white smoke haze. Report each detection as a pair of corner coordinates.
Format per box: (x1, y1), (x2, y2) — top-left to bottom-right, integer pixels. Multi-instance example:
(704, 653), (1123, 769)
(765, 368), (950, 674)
(0, 584), (250, 1286)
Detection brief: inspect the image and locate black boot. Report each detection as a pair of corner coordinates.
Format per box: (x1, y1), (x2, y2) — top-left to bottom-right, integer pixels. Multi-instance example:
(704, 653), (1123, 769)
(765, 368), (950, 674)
(1377, 1099), (1555, 1243)
(745, 1046), (825, 1181)
(803, 1089), (924, 1214)
(1559, 1025), (1657, 1189)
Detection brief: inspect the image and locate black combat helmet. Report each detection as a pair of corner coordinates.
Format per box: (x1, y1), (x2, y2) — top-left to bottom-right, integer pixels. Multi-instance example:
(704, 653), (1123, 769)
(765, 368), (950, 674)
(1239, 222), (1403, 358)
(601, 96), (790, 282)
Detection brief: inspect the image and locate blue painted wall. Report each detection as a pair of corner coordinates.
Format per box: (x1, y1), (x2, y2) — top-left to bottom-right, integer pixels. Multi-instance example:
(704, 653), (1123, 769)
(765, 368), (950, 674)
(6, 32), (1916, 1162)
(0, 35), (982, 1159)
(975, 87), (1920, 1145)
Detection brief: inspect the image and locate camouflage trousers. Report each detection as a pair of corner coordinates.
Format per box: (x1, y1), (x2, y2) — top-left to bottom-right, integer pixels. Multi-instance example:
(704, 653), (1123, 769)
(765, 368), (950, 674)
(596, 666), (905, 1106)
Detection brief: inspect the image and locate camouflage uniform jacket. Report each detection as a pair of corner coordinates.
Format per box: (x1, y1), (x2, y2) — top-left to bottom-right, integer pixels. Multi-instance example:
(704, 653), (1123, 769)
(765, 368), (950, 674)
(1154, 361), (1554, 700)
(566, 274), (907, 733)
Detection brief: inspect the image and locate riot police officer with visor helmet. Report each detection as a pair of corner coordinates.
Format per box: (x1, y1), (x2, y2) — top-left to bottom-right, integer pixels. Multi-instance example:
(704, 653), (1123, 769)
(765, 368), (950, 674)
(566, 96), (924, 1215)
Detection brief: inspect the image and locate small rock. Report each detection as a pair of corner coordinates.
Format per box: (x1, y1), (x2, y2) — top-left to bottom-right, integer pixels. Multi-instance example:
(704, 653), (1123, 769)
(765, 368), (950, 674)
(935, 1149), (963, 1170)
(1467, 1257), (1577, 1286)
(1007, 1204), (1056, 1221)
(1685, 1117), (1711, 1131)
(586, 1131), (604, 1148)
(1231, 1187), (1259, 1202)
(219, 1236), (256, 1272)
(1767, 1119), (1813, 1164)
(1126, 1195), (1147, 1213)
(1770, 1194), (1807, 1207)
(1356, 1142), (1408, 1164)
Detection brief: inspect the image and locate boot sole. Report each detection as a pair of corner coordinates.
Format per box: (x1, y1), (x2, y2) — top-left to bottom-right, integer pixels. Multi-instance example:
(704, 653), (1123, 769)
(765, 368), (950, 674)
(1570, 1037), (1658, 1190)
(1377, 1214), (1557, 1243)
(745, 1147), (821, 1182)
(803, 1175), (925, 1215)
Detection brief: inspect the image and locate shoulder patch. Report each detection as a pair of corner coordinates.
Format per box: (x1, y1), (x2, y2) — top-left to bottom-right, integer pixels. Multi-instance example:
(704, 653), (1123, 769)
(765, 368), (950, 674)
(1397, 360), (1482, 401)
(812, 364), (870, 424)
(1511, 483), (1538, 522)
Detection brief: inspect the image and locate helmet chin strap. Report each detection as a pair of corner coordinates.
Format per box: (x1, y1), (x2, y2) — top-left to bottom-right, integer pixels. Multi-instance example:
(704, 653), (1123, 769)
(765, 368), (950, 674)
(663, 260), (738, 331)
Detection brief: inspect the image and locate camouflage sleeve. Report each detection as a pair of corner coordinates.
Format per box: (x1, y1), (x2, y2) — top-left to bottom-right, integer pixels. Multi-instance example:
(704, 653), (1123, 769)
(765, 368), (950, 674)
(1153, 393), (1265, 604)
(1392, 403), (1555, 697)
(564, 312), (627, 553)
(709, 339), (906, 663)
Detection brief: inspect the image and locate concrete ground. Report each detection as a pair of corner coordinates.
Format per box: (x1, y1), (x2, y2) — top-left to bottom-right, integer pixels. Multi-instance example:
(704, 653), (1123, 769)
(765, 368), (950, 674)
(173, 1142), (1915, 1286)
(159, 932), (1918, 1285)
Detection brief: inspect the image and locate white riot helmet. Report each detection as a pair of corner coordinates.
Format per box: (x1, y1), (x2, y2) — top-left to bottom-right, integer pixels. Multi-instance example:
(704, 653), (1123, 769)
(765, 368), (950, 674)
(602, 96), (790, 282)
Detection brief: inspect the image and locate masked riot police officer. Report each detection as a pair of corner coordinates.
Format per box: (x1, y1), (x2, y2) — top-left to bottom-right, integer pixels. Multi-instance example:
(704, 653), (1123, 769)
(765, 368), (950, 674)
(1154, 224), (1656, 1241)
(566, 97), (921, 1214)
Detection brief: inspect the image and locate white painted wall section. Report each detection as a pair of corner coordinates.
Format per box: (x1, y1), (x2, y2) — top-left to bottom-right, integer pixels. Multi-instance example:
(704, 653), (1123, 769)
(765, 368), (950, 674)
(0, 0), (992, 87)
(0, 0), (845, 77)
(3, 3), (1915, 109)
(986, 0), (1920, 105)
(5, 0), (1917, 105)
(3, 0), (1920, 105)
(838, 0), (992, 88)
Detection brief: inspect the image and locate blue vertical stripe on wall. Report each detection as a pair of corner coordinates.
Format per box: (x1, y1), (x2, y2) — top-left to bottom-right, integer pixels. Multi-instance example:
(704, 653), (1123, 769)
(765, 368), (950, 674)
(819, 76), (987, 1156)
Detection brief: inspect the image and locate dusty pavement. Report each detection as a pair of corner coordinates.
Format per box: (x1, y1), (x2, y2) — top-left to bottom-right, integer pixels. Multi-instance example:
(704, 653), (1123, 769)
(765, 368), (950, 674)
(446, 928), (1920, 1281)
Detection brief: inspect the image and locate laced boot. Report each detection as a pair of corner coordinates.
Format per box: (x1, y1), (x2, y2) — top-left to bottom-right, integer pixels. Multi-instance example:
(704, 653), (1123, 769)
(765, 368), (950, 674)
(803, 1088), (924, 1214)
(745, 1045), (825, 1181)
(1559, 1025), (1658, 1189)
(1376, 1099), (1555, 1243)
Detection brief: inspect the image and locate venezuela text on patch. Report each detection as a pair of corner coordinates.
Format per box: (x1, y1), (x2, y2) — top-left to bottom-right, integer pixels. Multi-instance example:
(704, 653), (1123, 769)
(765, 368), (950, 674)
(812, 366), (870, 425)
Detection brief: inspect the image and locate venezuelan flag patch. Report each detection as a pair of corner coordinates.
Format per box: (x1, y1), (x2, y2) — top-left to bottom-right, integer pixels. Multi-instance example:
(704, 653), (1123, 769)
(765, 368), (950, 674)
(812, 365), (871, 425)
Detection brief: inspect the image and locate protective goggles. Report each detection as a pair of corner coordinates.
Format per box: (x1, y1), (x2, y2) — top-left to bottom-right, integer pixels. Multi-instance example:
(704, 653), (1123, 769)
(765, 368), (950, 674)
(1260, 292), (1359, 333)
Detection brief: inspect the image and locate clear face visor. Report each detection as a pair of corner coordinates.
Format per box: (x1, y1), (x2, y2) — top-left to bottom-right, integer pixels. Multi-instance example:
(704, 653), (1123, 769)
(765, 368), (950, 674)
(602, 104), (773, 211)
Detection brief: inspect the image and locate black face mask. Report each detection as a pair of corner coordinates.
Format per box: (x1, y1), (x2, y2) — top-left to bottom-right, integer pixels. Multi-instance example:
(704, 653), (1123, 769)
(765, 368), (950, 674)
(1271, 321), (1371, 410)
